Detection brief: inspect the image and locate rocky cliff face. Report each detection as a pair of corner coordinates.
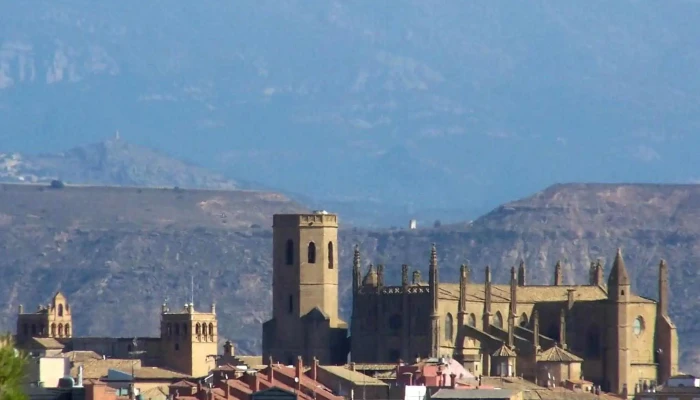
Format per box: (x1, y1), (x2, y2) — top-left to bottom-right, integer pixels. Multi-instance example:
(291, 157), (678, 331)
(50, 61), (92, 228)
(1, 183), (699, 372)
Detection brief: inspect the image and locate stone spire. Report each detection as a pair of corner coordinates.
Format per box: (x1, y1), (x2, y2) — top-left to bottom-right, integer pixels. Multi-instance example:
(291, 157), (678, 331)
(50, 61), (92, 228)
(429, 244), (440, 357)
(658, 259), (668, 317)
(458, 264), (469, 314)
(517, 261), (526, 286)
(362, 264), (378, 287)
(352, 245), (362, 293)
(510, 266), (517, 318)
(608, 248), (630, 287)
(377, 264), (385, 288)
(402, 264), (409, 287)
(532, 310), (540, 352)
(507, 303), (515, 348)
(559, 308), (567, 349)
(554, 260), (563, 285)
(482, 266), (492, 331)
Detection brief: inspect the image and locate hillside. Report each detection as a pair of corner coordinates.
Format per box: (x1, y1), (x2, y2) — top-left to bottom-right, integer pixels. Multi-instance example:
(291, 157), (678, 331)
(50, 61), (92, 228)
(0, 138), (242, 190)
(3, 1), (700, 218)
(2, 183), (700, 373)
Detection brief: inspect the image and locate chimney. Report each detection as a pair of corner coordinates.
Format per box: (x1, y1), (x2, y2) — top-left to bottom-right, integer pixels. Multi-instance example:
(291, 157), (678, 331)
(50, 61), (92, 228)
(18, 304), (23, 314)
(312, 357), (319, 381)
(450, 373), (457, 389)
(77, 365), (84, 387)
(162, 303), (168, 314)
(350, 362), (356, 372)
(268, 356), (274, 383)
(295, 356), (303, 392)
(211, 303), (216, 315)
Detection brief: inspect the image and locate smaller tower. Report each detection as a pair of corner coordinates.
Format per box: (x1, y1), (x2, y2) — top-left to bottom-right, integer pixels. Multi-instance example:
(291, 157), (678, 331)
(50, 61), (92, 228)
(510, 266), (517, 319)
(16, 292), (72, 342)
(352, 245), (362, 294)
(482, 266), (493, 330)
(605, 248), (631, 395)
(517, 261), (526, 286)
(161, 302), (218, 377)
(554, 261), (563, 285)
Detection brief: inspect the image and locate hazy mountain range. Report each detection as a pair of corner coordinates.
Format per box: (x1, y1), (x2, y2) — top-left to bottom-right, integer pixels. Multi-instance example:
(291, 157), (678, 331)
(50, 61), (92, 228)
(2, 1), (700, 226)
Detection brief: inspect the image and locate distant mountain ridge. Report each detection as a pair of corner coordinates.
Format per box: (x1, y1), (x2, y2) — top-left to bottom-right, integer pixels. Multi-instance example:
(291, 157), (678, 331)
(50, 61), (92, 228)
(0, 137), (242, 190)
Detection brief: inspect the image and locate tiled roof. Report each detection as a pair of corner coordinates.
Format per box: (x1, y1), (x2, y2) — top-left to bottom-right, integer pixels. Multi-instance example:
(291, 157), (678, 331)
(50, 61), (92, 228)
(140, 385), (170, 400)
(492, 345), (517, 357)
(30, 337), (65, 349)
(171, 380), (197, 388)
(71, 359), (142, 379)
(235, 355), (263, 367)
(132, 367), (189, 380)
(61, 350), (102, 362)
(432, 388), (518, 399)
(539, 345), (583, 363)
(349, 363), (396, 371)
(317, 366), (388, 386)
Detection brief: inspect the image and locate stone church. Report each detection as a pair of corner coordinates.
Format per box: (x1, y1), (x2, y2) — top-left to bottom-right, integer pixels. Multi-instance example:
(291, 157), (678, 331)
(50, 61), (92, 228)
(15, 293), (219, 377)
(263, 212), (679, 397)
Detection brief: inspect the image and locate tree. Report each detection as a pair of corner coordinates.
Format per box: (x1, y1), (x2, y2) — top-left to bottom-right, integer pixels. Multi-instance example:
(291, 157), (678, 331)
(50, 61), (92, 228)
(0, 334), (27, 400)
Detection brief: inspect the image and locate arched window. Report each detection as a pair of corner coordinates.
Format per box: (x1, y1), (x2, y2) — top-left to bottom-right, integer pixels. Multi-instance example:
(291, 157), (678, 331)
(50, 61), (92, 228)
(328, 242), (334, 269)
(167, 324), (172, 336)
(586, 324), (601, 357)
(65, 324), (70, 337)
(494, 312), (504, 329)
(307, 242), (316, 264)
(285, 239), (294, 265)
(633, 316), (645, 337)
(288, 295), (293, 313)
(58, 324), (64, 337)
(209, 323), (214, 337)
(468, 314), (476, 327)
(196, 323), (201, 335)
(51, 323), (56, 337)
(444, 313), (454, 341)
(58, 304), (64, 317)
(519, 313), (528, 327)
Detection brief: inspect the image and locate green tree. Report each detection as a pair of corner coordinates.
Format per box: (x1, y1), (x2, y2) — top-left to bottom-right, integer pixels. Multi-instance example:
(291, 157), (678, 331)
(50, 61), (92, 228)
(0, 335), (27, 400)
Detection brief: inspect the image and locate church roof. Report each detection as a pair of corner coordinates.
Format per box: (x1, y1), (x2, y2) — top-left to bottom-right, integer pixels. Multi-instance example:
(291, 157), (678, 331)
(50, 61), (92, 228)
(438, 282), (653, 304)
(491, 344), (517, 358)
(538, 345), (583, 363)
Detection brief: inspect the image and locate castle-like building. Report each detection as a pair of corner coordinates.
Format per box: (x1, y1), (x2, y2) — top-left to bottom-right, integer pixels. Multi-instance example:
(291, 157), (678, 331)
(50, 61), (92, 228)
(15, 294), (218, 377)
(263, 212), (679, 397)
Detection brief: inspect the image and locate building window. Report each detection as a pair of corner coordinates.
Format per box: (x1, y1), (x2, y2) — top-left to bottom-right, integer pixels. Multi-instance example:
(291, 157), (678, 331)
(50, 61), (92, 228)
(307, 242), (316, 264)
(58, 324), (63, 337)
(444, 313), (454, 342)
(494, 312), (503, 329)
(519, 313), (528, 327)
(288, 295), (293, 313)
(167, 323), (172, 336)
(175, 324), (180, 336)
(182, 324), (187, 336)
(328, 242), (334, 269)
(196, 323), (201, 336)
(65, 324), (70, 337)
(285, 239), (294, 265)
(468, 314), (476, 327)
(58, 304), (64, 317)
(633, 316), (645, 336)
(209, 323), (214, 337)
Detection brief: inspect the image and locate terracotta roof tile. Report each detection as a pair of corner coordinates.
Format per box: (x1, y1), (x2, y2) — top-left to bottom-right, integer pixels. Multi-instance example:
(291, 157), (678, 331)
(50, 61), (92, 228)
(539, 345), (583, 363)
(30, 337), (65, 349)
(492, 345), (517, 357)
(71, 359), (142, 379)
(317, 366), (388, 386)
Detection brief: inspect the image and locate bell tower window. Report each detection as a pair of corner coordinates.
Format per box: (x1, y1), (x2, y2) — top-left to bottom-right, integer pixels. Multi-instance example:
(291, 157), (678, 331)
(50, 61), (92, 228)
(285, 240), (294, 265)
(307, 242), (316, 264)
(328, 241), (334, 269)
(58, 304), (64, 317)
